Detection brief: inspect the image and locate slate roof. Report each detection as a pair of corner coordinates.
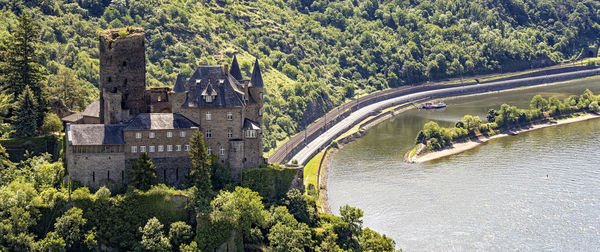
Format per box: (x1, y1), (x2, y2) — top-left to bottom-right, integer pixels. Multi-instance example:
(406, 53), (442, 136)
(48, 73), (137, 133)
(229, 55), (243, 81)
(183, 65), (245, 108)
(243, 118), (261, 130)
(62, 113), (83, 123)
(173, 73), (186, 93)
(69, 124), (126, 145)
(82, 100), (99, 117)
(124, 113), (198, 131)
(250, 58), (264, 87)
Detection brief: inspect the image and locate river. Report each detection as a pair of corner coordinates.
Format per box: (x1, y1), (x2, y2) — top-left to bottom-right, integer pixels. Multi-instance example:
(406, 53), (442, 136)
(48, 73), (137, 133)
(327, 79), (600, 251)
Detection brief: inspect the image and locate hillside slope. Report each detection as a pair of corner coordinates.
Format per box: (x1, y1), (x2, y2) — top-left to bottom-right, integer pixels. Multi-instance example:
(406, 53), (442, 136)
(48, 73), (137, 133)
(1, 0), (599, 152)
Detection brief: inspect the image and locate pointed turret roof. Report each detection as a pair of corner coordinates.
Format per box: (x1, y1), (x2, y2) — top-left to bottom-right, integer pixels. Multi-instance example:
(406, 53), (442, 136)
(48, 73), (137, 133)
(250, 58), (264, 87)
(173, 73), (185, 93)
(229, 55), (243, 81)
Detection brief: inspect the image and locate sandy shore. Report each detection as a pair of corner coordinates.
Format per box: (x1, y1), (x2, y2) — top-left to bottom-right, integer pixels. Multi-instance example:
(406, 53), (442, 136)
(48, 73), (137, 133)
(410, 113), (600, 163)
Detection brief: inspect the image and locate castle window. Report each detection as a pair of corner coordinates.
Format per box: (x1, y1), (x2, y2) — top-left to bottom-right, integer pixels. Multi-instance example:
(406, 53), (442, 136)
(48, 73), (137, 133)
(219, 147), (225, 156)
(206, 112), (212, 121)
(227, 112), (233, 120)
(259, 108), (263, 116)
(122, 61), (127, 67)
(140, 146), (146, 153)
(158, 145), (164, 152)
(207, 148), (212, 155)
(136, 132), (142, 139)
(245, 130), (257, 138)
(167, 132), (173, 138)
(149, 146), (155, 152)
(131, 146), (137, 153)
(149, 132), (155, 138)
(206, 130), (212, 138)
(205, 95), (213, 103)
(167, 145), (173, 152)
(185, 144), (190, 151)
(176, 168), (179, 180)
(108, 77), (112, 83)
(180, 131), (186, 138)
(163, 170), (166, 180)
(176, 145), (181, 151)
(157, 96), (161, 102)
(260, 92), (263, 100)
(92, 171), (95, 182)
(227, 129), (232, 138)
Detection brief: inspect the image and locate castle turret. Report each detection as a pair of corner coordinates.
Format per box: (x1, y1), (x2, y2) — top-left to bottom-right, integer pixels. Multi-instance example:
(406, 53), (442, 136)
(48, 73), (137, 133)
(229, 55), (243, 81)
(248, 58), (264, 104)
(99, 28), (147, 124)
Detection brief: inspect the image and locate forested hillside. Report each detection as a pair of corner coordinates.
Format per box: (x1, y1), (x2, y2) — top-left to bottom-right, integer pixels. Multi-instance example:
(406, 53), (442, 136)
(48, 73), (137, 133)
(1, 0), (599, 152)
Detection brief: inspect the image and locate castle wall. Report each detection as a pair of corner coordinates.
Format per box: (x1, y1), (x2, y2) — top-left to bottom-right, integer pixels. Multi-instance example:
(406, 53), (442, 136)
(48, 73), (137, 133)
(125, 156), (192, 186)
(123, 129), (197, 160)
(199, 107), (244, 166)
(68, 152), (126, 188)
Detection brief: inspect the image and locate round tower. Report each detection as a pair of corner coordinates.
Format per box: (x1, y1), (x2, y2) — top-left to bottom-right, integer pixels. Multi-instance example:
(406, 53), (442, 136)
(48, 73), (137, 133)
(99, 27), (147, 124)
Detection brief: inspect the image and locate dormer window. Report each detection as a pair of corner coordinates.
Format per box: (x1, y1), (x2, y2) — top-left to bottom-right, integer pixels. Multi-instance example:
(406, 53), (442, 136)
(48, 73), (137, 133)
(205, 95), (213, 103)
(245, 130), (257, 138)
(196, 79), (201, 84)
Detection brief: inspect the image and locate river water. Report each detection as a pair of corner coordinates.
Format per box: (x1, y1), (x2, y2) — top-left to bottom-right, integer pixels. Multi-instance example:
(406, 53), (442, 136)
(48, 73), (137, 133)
(327, 79), (600, 251)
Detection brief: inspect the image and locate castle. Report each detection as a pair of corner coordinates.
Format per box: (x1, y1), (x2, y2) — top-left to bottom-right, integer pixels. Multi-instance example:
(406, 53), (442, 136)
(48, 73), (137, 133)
(64, 28), (265, 187)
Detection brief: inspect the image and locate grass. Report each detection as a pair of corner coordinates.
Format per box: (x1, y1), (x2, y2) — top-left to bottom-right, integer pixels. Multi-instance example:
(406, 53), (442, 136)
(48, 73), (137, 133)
(303, 149), (325, 193)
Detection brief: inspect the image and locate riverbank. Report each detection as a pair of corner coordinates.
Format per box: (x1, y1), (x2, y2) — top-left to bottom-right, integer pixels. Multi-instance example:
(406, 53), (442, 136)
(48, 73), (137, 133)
(407, 113), (600, 163)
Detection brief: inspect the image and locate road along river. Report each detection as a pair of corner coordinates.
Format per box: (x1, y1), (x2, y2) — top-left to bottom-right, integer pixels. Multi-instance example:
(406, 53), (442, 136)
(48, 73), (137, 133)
(327, 78), (600, 251)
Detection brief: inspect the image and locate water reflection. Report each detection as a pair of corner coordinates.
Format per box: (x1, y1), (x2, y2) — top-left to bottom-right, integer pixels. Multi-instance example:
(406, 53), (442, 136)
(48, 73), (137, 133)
(328, 79), (600, 250)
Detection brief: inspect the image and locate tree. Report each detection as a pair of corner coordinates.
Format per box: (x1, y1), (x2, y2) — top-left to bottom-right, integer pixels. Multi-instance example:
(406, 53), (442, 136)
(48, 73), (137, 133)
(41, 113), (63, 134)
(358, 228), (396, 252)
(188, 129), (212, 212)
(211, 187), (267, 242)
(284, 188), (316, 226)
(12, 86), (38, 137)
(530, 95), (548, 111)
(139, 217), (172, 252)
(127, 153), (159, 190)
(415, 130), (426, 144)
(487, 109), (498, 123)
(36, 232), (66, 252)
(0, 12), (48, 125)
(168, 221), (193, 249)
(267, 221), (312, 252)
(589, 101), (600, 113)
(54, 207), (86, 248)
(48, 67), (89, 111)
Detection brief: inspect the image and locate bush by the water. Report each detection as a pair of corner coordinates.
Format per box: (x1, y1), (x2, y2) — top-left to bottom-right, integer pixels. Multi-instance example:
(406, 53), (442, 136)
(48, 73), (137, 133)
(416, 89), (600, 150)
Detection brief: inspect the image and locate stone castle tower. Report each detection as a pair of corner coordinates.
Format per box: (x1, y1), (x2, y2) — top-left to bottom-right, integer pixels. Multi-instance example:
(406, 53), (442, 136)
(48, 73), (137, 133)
(99, 28), (147, 124)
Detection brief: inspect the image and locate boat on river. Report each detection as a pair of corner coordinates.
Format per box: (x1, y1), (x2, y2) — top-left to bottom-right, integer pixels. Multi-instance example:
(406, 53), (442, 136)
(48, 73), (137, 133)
(421, 101), (447, 109)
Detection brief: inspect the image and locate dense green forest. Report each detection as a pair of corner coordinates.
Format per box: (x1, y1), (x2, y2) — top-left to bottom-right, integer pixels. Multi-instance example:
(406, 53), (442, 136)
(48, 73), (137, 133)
(0, 0), (599, 152)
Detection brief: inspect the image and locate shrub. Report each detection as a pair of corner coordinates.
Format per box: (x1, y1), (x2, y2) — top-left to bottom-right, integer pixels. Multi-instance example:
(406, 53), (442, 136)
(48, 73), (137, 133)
(41, 113), (63, 134)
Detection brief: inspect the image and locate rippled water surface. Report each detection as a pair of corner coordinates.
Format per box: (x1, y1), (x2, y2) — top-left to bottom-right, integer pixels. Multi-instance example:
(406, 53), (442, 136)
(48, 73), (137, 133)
(328, 79), (600, 251)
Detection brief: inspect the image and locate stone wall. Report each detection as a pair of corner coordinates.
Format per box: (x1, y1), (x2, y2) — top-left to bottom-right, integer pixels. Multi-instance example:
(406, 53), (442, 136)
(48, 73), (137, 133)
(99, 28), (147, 124)
(67, 152), (126, 188)
(125, 156), (192, 186)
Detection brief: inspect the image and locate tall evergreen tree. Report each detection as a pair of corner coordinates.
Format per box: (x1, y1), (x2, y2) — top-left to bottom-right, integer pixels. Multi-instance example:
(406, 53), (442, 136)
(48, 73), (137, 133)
(188, 129), (213, 212)
(127, 153), (159, 190)
(12, 85), (38, 137)
(0, 12), (48, 126)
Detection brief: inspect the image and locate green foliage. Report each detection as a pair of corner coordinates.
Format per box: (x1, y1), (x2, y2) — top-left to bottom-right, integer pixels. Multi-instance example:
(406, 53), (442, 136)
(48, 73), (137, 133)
(139, 217), (172, 252)
(12, 86), (38, 137)
(72, 185), (188, 249)
(2, 0), (598, 153)
(283, 188), (317, 226)
(54, 207), (87, 248)
(0, 12), (48, 126)
(41, 113), (63, 134)
(210, 187), (268, 243)
(241, 166), (298, 200)
(267, 221), (312, 251)
(530, 95), (549, 111)
(331, 140), (339, 148)
(36, 231), (66, 252)
(188, 130), (212, 213)
(127, 152), (159, 190)
(418, 90), (599, 150)
(168, 221), (193, 249)
(358, 227), (396, 252)
(48, 67), (95, 111)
